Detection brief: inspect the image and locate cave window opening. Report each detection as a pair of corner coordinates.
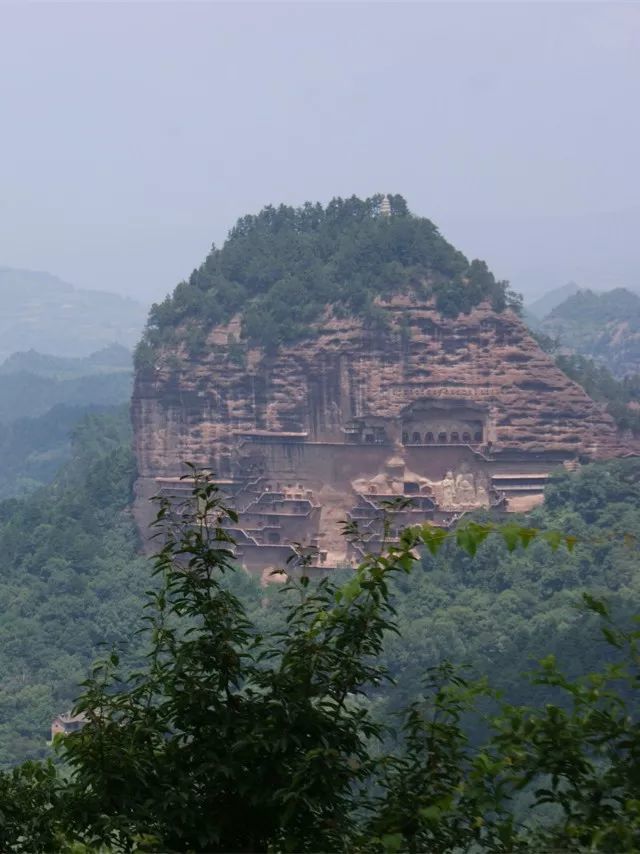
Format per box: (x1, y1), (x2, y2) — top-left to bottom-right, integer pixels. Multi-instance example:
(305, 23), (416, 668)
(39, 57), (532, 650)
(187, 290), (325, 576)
(412, 431), (421, 444)
(402, 431), (409, 444)
(438, 432), (447, 443)
(450, 431), (460, 443)
(474, 431), (483, 442)
(462, 432), (471, 443)
(425, 432), (434, 443)
(374, 427), (387, 444)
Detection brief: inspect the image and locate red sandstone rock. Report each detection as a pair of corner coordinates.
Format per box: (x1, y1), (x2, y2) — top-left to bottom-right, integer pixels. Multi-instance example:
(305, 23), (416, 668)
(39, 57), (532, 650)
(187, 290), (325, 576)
(132, 298), (637, 570)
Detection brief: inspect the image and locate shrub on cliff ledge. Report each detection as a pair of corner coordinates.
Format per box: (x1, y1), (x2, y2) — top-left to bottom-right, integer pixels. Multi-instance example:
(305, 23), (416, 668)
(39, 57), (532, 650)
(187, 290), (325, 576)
(138, 194), (519, 358)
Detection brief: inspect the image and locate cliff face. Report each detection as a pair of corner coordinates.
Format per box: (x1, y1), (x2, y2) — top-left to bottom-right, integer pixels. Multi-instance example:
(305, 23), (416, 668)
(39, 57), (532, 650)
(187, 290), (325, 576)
(132, 297), (635, 569)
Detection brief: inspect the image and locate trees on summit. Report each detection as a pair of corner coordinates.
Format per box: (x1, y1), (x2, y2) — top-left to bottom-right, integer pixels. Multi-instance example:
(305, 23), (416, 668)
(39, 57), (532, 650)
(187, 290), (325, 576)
(138, 195), (519, 359)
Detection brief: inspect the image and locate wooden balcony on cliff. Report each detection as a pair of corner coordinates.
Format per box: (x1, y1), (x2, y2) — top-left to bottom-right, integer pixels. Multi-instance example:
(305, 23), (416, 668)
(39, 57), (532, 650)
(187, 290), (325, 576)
(233, 430), (308, 443)
(491, 473), (549, 493)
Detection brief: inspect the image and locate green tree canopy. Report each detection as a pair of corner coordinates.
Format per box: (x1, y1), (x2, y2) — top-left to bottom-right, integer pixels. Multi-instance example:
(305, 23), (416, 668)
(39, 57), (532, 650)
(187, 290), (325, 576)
(139, 195), (518, 358)
(1, 476), (639, 852)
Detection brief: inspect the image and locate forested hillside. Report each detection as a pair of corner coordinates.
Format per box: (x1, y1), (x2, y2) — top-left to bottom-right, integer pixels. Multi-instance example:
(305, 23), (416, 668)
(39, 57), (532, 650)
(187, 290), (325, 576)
(0, 347), (133, 498)
(0, 344), (131, 380)
(555, 353), (640, 435)
(530, 328), (640, 435)
(1, 410), (639, 768)
(138, 194), (520, 357)
(384, 458), (640, 714)
(0, 404), (121, 499)
(2, 464), (640, 851)
(0, 372), (132, 425)
(525, 280), (582, 319)
(234, 458), (640, 718)
(0, 408), (148, 766)
(540, 287), (640, 377)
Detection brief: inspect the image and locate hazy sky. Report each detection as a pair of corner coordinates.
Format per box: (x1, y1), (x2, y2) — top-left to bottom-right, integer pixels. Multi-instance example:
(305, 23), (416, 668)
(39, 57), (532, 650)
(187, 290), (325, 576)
(1, 1), (639, 304)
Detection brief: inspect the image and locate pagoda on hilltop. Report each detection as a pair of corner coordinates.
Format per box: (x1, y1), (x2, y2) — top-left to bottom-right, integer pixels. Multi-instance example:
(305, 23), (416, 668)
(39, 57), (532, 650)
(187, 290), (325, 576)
(378, 194), (392, 216)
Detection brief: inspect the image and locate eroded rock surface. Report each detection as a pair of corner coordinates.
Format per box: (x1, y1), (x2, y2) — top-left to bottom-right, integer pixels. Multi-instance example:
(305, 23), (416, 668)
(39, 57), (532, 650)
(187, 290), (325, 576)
(133, 298), (635, 570)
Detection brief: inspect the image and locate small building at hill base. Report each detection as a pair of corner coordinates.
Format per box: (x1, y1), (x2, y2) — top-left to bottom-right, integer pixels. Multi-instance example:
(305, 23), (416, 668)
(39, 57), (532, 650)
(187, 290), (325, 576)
(49, 711), (87, 743)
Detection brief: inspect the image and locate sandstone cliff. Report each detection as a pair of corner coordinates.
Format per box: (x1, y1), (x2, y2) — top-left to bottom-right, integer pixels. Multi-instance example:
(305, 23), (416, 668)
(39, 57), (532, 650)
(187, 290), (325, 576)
(131, 195), (638, 569)
(134, 299), (626, 472)
(132, 296), (636, 567)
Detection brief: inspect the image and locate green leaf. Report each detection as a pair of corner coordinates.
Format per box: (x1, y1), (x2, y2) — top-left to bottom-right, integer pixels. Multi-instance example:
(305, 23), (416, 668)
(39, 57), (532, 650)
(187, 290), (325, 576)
(501, 525), (520, 552)
(380, 833), (404, 852)
(456, 526), (478, 556)
(582, 593), (609, 617)
(542, 530), (563, 550)
(602, 626), (623, 648)
(421, 525), (448, 555)
(518, 527), (537, 548)
(565, 534), (578, 552)
(419, 804), (442, 822)
(340, 576), (362, 604)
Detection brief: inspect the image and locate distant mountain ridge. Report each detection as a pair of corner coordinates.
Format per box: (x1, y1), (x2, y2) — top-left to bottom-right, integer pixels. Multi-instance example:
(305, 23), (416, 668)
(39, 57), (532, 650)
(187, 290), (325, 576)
(0, 344), (131, 380)
(0, 267), (147, 361)
(0, 353), (132, 424)
(526, 281), (583, 319)
(539, 287), (640, 377)
(0, 344), (133, 498)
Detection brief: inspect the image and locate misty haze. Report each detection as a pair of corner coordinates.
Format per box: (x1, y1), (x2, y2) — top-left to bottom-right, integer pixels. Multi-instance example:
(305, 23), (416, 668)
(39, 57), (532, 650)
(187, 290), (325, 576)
(0, 3), (639, 852)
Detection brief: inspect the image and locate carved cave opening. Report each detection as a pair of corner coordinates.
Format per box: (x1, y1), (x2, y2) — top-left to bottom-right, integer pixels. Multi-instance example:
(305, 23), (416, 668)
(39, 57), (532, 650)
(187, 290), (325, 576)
(401, 399), (488, 446)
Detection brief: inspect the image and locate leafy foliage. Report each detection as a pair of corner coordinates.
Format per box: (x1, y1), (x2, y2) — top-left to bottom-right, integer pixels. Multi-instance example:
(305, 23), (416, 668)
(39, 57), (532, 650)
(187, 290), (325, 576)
(0, 403), (127, 499)
(0, 344), (132, 380)
(0, 347), (133, 498)
(0, 407), (148, 767)
(139, 195), (518, 356)
(0, 368), (132, 424)
(527, 327), (640, 434)
(556, 353), (640, 434)
(540, 287), (640, 378)
(1, 475), (639, 852)
(382, 458), (640, 720)
(1, 424), (640, 786)
(526, 281), (582, 320)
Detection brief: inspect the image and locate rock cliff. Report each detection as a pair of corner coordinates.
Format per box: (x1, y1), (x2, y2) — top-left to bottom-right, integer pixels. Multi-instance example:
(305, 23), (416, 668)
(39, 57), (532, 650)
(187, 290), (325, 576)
(132, 296), (635, 570)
